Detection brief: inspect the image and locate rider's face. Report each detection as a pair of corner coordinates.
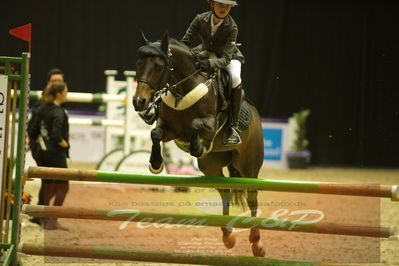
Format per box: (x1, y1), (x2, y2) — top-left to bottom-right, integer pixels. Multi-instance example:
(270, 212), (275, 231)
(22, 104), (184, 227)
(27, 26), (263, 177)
(212, 2), (233, 19)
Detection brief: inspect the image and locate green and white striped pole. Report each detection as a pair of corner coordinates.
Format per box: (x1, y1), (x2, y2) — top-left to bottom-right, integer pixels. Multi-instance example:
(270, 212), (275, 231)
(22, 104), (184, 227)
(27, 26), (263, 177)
(25, 166), (399, 200)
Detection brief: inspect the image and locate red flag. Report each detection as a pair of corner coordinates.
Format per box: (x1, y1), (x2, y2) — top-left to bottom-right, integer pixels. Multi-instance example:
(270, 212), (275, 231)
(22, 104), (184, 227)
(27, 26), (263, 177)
(9, 23), (32, 52)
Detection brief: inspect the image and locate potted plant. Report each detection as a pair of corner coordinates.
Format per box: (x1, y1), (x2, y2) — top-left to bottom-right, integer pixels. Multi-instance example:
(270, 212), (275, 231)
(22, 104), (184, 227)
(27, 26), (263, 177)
(286, 109), (311, 169)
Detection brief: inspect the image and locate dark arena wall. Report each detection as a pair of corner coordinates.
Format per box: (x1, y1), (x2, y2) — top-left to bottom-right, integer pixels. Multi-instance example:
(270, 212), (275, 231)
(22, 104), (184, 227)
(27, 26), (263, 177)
(1, 0), (398, 167)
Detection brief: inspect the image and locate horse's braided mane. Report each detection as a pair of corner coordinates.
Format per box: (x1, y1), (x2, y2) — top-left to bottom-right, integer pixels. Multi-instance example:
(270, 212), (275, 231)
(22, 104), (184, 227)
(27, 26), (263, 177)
(138, 37), (191, 60)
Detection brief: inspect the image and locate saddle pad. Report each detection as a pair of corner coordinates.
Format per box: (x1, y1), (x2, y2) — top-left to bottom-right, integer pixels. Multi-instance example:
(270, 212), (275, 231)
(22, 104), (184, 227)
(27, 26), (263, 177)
(238, 101), (250, 131)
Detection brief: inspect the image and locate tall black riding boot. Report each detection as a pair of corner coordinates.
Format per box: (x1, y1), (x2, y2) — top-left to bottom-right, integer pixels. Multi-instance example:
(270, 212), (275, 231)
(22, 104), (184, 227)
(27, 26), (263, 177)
(224, 84), (243, 145)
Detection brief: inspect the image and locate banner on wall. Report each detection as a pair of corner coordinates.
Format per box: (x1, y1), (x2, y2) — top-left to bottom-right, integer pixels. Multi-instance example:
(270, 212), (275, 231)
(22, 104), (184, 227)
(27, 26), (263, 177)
(262, 119), (292, 168)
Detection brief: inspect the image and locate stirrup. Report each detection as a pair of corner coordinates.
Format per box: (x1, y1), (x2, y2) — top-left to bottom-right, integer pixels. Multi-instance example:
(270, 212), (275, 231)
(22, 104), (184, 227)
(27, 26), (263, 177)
(224, 127), (242, 146)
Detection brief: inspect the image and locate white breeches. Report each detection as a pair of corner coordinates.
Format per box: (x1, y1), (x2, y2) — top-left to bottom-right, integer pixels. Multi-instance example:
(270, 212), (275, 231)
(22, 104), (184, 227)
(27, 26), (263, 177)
(225, 59), (242, 88)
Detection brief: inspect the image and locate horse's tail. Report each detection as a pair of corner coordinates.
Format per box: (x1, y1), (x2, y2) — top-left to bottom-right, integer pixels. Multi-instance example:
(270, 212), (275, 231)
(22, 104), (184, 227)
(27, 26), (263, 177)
(231, 189), (248, 211)
(227, 166), (249, 211)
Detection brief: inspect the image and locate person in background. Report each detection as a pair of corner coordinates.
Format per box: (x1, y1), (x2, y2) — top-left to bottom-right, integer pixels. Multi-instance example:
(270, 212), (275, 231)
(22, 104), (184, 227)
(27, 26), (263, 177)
(180, 0), (244, 145)
(27, 73), (70, 230)
(28, 68), (65, 162)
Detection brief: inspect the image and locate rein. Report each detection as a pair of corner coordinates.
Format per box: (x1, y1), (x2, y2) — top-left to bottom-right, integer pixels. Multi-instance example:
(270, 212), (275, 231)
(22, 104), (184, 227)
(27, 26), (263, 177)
(137, 47), (214, 108)
(164, 69), (201, 102)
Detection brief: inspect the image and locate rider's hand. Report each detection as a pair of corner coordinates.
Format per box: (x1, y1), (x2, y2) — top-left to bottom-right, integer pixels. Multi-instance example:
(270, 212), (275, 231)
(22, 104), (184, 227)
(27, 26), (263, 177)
(196, 60), (211, 72)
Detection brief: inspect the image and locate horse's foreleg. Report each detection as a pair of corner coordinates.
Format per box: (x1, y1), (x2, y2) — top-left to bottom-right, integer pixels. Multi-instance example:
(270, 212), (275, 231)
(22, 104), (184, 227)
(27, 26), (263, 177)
(247, 190), (266, 257)
(149, 127), (164, 174)
(218, 189), (236, 249)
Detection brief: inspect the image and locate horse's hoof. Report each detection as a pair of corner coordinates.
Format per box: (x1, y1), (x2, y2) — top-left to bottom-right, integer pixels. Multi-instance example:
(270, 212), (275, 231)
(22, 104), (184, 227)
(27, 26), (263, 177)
(222, 234), (236, 249)
(149, 163), (163, 174)
(251, 242), (266, 257)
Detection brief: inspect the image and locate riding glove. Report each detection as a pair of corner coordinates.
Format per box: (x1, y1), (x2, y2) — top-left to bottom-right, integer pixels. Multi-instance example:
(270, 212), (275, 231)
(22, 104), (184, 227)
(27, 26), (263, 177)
(196, 60), (211, 72)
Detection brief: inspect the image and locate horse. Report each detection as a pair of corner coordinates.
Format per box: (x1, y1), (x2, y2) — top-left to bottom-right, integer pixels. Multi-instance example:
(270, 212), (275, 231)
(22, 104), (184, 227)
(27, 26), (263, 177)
(132, 32), (265, 257)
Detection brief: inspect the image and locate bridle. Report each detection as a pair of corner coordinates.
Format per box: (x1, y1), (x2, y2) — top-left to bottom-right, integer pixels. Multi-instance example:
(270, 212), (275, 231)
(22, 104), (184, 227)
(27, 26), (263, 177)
(136, 49), (174, 92)
(136, 48), (202, 102)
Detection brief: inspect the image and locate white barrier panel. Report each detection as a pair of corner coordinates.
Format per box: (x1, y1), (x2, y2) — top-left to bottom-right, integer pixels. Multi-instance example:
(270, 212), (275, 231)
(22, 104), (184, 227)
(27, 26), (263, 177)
(0, 75), (8, 197)
(69, 115), (105, 162)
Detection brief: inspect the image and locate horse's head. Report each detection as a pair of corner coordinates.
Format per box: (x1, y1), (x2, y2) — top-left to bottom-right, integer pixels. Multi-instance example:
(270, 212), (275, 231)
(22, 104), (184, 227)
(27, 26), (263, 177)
(133, 31), (172, 112)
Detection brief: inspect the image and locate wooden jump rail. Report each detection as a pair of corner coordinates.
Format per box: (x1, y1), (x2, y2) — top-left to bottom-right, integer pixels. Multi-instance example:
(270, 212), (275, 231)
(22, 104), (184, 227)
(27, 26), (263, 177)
(18, 242), (313, 265)
(22, 205), (397, 238)
(24, 166), (399, 200)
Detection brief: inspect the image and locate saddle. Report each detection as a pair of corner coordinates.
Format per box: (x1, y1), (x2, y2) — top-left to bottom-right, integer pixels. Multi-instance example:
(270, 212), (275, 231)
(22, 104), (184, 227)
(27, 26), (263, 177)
(217, 69), (231, 111)
(173, 52), (251, 154)
(194, 51), (250, 131)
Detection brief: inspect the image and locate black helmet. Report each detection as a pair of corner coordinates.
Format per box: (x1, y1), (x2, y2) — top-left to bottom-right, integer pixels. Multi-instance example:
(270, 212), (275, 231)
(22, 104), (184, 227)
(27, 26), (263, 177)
(208, 0), (238, 6)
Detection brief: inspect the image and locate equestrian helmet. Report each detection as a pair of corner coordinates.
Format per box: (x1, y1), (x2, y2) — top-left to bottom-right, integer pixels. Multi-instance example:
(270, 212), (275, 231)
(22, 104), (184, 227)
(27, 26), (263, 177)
(208, 0), (238, 6)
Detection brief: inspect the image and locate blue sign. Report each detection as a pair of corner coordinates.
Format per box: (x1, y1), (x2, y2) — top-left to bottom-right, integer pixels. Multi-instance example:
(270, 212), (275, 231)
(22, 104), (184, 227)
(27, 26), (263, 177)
(263, 128), (283, 161)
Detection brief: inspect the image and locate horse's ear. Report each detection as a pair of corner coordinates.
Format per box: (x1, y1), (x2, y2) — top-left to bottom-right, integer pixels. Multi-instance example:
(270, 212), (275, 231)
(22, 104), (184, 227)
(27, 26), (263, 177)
(140, 29), (151, 45)
(161, 31), (169, 54)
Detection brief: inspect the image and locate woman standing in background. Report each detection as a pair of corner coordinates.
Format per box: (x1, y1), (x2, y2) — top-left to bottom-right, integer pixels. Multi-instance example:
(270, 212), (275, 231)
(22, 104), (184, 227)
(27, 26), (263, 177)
(27, 80), (70, 230)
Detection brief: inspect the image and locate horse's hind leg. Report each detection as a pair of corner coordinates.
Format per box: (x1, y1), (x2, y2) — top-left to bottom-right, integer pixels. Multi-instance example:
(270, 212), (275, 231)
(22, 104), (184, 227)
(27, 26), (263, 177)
(197, 153), (236, 250)
(233, 150), (265, 256)
(218, 189), (236, 249)
(247, 190), (266, 257)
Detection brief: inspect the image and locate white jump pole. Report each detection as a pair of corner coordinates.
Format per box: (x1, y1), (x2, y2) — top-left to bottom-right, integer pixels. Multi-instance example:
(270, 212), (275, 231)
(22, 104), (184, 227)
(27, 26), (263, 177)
(14, 90), (126, 103)
(124, 71), (136, 154)
(68, 118), (124, 127)
(104, 70), (125, 154)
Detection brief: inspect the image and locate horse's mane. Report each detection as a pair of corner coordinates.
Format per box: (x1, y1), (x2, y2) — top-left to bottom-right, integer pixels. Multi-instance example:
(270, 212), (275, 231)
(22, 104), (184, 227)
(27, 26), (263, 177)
(137, 37), (191, 60)
(168, 38), (190, 51)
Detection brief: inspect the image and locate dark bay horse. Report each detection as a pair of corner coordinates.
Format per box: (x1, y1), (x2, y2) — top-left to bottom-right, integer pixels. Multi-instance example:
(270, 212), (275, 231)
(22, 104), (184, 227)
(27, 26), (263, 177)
(132, 32), (265, 257)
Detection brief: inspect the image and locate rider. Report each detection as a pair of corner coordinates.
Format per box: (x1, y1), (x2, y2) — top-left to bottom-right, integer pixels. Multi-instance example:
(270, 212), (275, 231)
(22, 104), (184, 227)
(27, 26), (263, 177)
(181, 0), (244, 145)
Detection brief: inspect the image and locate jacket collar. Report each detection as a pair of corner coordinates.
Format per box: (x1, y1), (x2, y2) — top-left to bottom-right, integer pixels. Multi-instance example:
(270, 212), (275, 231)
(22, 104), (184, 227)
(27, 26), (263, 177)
(203, 11), (229, 37)
(203, 11), (212, 23)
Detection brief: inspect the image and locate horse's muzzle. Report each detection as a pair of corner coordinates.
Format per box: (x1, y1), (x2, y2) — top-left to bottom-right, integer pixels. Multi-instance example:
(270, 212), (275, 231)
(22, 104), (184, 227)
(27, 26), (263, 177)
(132, 96), (149, 111)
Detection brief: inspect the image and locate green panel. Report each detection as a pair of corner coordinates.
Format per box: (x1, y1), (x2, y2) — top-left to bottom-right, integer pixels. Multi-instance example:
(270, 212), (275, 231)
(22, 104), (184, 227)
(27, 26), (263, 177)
(10, 52), (30, 265)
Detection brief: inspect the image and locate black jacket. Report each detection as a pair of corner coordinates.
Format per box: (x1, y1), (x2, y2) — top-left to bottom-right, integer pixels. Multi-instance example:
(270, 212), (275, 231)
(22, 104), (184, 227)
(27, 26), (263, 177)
(28, 103), (69, 157)
(181, 11), (245, 69)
